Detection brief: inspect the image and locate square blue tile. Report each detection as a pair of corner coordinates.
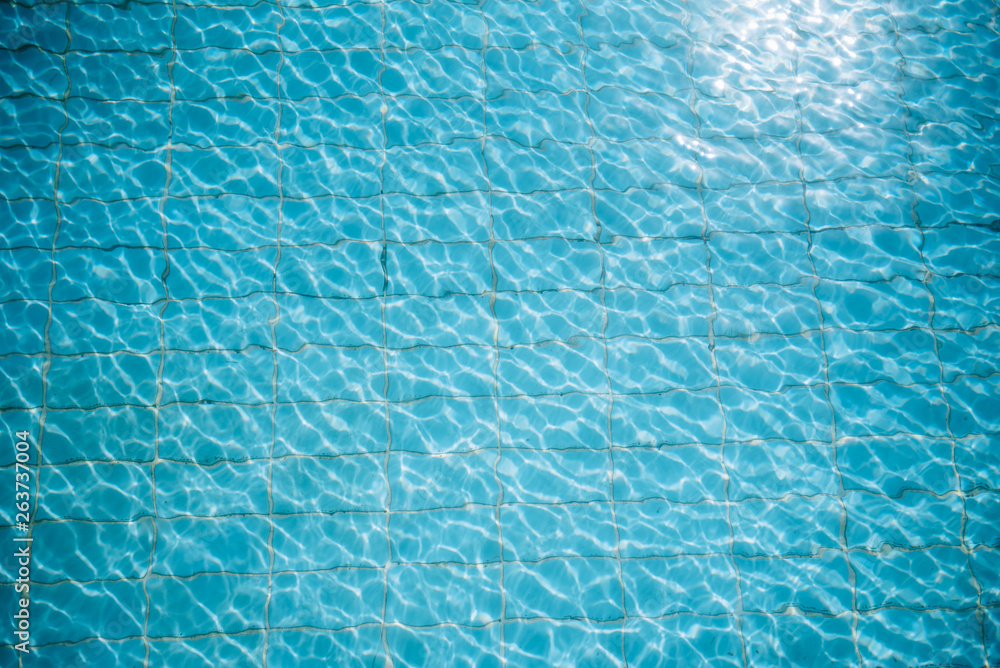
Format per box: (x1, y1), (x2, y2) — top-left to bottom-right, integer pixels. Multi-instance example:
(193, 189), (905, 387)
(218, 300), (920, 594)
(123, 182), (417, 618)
(739, 552), (852, 614)
(166, 195), (278, 249)
(387, 564), (502, 626)
(713, 285), (822, 336)
(389, 450), (496, 510)
(604, 237), (708, 289)
(272, 513), (387, 570)
(387, 625), (502, 668)
(485, 138), (591, 193)
(607, 337), (715, 393)
(494, 238), (602, 291)
(271, 454), (387, 513)
(845, 490), (963, 549)
(383, 46), (484, 97)
(495, 290), (603, 345)
(38, 462), (152, 521)
(268, 628), (382, 668)
(391, 506), (500, 564)
(730, 496), (841, 557)
(486, 91), (590, 146)
(715, 333), (825, 392)
(611, 390), (724, 447)
(613, 445), (725, 502)
(388, 345), (494, 401)
(386, 96), (484, 147)
(278, 242), (382, 298)
(280, 5), (380, 50)
(159, 404), (272, 463)
(33, 581), (145, 645)
(505, 558), (623, 621)
(270, 570), (383, 630)
(499, 393), (610, 450)
(278, 346), (383, 402)
(721, 386), (832, 443)
(831, 382), (949, 437)
(174, 48), (280, 100)
(384, 192), (491, 242)
(53, 247), (165, 303)
(498, 339), (605, 395)
(624, 616), (742, 668)
(281, 50), (379, 98)
(708, 232), (812, 286)
(851, 547), (979, 610)
(282, 146), (380, 198)
(149, 635), (264, 668)
(506, 620), (623, 667)
(162, 297), (274, 351)
(725, 441), (838, 500)
(491, 190), (597, 240)
(147, 574), (267, 636)
(32, 519), (153, 583)
(162, 350), (273, 404)
(47, 354), (158, 408)
(498, 448), (609, 503)
(622, 555), (738, 616)
(389, 396), (496, 454)
(387, 242), (492, 296)
(274, 400), (388, 456)
(857, 609), (985, 668)
(595, 185), (704, 240)
(485, 46), (584, 96)
(386, 294), (494, 347)
(155, 460), (269, 517)
(385, 142), (489, 196)
(385, 0), (486, 49)
(837, 435), (955, 496)
(281, 196), (382, 244)
(742, 613), (856, 668)
(41, 407), (155, 464)
(594, 139), (699, 190)
(153, 516), (269, 576)
(500, 502), (616, 560)
(616, 499), (732, 557)
(169, 145), (279, 197)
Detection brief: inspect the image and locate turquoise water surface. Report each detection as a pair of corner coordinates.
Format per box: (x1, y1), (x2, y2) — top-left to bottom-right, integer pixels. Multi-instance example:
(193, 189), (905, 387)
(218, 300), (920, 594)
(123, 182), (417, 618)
(1, 0), (999, 665)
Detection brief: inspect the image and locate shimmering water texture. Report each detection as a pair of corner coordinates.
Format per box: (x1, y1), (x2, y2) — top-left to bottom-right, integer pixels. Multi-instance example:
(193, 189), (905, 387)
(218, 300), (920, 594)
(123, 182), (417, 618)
(1, 0), (999, 666)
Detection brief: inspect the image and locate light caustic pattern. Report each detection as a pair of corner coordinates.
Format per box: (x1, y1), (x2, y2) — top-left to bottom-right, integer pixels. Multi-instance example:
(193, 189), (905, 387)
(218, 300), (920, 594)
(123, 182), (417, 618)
(0, 0), (999, 666)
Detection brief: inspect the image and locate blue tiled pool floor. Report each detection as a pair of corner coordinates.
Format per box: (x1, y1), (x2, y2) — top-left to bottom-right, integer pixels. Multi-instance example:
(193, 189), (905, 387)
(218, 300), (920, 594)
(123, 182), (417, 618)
(1, 0), (1000, 666)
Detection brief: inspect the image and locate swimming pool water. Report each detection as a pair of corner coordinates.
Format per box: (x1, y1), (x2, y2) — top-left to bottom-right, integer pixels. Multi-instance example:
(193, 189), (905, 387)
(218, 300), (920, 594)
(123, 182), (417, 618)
(1, 0), (999, 665)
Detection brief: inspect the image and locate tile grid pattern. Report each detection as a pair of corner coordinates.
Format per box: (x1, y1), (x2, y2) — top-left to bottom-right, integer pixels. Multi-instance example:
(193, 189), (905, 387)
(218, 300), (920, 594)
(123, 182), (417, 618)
(885, 4), (990, 660)
(0, 0), (998, 666)
(479, 3), (508, 663)
(263, 0), (286, 664)
(677, 1), (750, 664)
(790, 28), (864, 667)
(143, 0), (174, 663)
(376, 2), (395, 664)
(576, 6), (630, 665)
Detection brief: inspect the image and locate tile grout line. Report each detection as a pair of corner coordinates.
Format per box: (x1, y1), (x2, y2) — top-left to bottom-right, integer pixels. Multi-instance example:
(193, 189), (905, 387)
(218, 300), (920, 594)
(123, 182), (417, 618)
(790, 32), (863, 667)
(679, 3), (748, 663)
(143, 0), (178, 663)
(478, 3), (507, 662)
(377, 3), (395, 665)
(4, 325), (1000, 360)
(18, 542), (1000, 586)
(263, 1), (287, 666)
(24, 3), (72, 668)
(19, 599), (999, 654)
(576, 7), (629, 665)
(885, 8), (990, 664)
